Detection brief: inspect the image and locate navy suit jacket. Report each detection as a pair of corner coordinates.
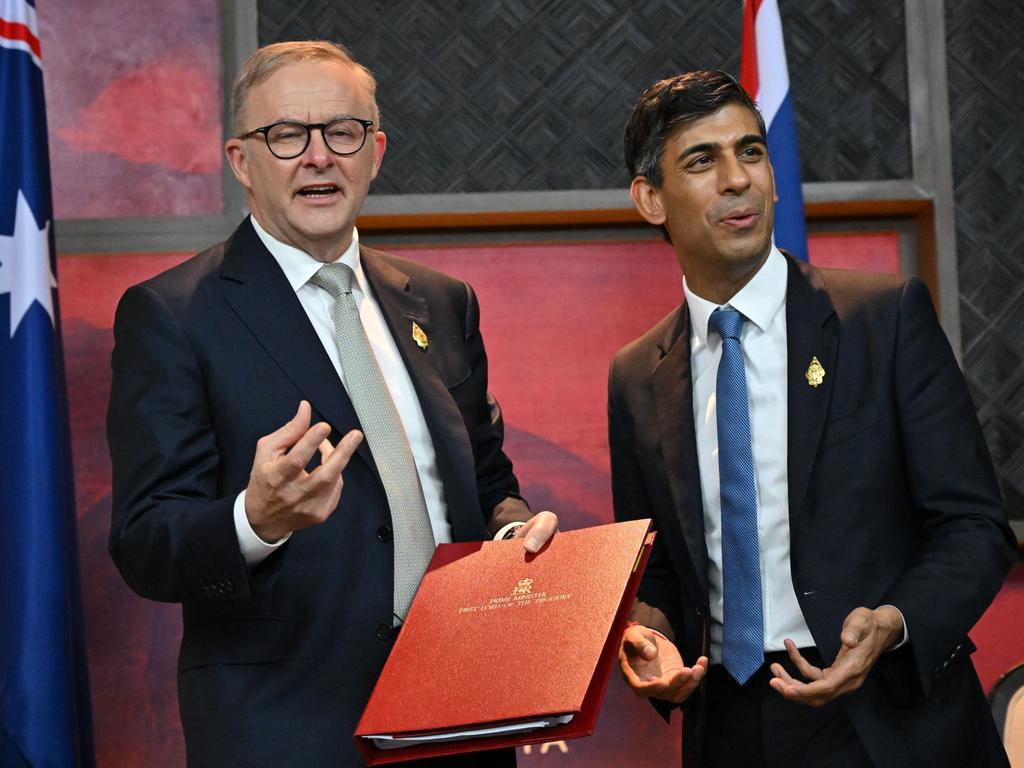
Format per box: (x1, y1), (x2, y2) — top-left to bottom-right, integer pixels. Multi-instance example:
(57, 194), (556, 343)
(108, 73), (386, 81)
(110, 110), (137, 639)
(609, 256), (1014, 768)
(108, 218), (524, 767)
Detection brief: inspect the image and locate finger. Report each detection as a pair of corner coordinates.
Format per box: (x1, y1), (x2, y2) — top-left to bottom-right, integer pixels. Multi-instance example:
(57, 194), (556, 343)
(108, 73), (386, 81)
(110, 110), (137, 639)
(637, 668), (702, 704)
(620, 660), (654, 692)
(618, 646), (652, 688)
(769, 659), (829, 703)
(260, 401), (313, 457)
(620, 653), (708, 701)
(770, 675), (842, 707)
(321, 429), (363, 475)
(308, 430), (362, 491)
(840, 608), (872, 648)
(621, 627), (659, 661)
(769, 670), (817, 703)
(770, 661), (801, 687)
(283, 421), (334, 472)
(519, 511), (558, 553)
(784, 639), (824, 681)
(318, 438), (334, 463)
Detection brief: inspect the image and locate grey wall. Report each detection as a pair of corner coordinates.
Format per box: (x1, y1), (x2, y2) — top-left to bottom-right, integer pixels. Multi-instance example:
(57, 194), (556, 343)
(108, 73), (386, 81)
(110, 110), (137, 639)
(258, 0), (912, 192)
(946, 0), (1024, 516)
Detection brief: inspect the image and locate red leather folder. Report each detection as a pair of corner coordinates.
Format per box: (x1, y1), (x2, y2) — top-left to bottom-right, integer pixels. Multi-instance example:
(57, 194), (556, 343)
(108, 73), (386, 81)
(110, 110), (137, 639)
(354, 519), (654, 764)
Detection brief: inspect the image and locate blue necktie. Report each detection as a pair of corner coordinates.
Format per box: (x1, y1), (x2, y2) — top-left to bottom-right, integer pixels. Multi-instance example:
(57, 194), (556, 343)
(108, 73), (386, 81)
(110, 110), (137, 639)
(709, 308), (764, 685)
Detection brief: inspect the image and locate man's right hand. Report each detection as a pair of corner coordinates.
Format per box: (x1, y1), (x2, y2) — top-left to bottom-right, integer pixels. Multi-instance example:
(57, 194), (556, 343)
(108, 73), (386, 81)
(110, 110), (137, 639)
(618, 624), (708, 704)
(245, 400), (363, 542)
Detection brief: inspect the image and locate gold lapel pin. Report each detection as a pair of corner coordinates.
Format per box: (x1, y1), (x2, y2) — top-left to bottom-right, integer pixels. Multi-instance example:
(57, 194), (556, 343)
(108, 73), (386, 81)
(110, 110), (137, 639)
(805, 356), (825, 387)
(411, 321), (429, 351)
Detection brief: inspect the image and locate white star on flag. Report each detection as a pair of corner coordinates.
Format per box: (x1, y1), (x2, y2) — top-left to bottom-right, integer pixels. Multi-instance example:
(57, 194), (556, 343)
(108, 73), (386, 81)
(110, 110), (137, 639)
(0, 189), (57, 336)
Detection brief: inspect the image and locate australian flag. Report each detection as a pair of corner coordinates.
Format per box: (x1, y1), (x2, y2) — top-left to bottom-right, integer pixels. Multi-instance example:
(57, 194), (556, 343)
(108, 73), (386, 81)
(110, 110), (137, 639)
(0, 0), (94, 765)
(741, 0), (809, 262)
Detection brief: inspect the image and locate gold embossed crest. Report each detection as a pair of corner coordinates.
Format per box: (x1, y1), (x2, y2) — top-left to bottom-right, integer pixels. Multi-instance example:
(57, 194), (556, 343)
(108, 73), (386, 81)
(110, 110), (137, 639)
(411, 321), (429, 350)
(512, 578), (534, 596)
(805, 356), (825, 387)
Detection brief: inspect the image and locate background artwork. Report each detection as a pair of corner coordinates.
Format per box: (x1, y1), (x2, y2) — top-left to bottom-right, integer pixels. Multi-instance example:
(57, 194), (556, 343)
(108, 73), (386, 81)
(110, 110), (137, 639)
(64, 234), (1024, 766)
(37, 0), (223, 219)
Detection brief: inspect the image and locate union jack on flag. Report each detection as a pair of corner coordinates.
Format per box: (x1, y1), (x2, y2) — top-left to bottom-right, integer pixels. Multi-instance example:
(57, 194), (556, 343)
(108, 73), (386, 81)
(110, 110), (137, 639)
(741, 0), (809, 262)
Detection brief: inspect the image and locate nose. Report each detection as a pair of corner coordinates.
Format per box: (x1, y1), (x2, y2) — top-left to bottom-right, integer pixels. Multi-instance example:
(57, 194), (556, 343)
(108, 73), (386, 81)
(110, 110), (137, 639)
(718, 154), (752, 195)
(301, 127), (334, 169)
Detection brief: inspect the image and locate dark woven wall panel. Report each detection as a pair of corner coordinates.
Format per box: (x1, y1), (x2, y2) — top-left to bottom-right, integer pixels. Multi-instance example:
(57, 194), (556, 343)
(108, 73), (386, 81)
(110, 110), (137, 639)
(947, 0), (1024, 516)
(256, 0), (911, 192)
(783, 1), (910, 182)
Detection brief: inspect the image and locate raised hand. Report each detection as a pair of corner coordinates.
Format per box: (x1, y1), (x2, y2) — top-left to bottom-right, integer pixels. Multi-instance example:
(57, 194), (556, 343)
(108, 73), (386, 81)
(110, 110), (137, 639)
(245, 400), (363, 542)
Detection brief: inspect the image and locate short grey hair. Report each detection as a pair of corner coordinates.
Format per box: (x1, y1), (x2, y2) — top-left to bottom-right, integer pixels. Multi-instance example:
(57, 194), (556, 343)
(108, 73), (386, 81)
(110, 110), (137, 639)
(231, 40), (379, 134)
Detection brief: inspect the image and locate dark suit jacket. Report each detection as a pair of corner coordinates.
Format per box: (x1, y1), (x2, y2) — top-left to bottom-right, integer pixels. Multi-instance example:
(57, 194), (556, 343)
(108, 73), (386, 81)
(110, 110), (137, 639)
(609, 255), (1014, 768)
(107, 218), (525, 767)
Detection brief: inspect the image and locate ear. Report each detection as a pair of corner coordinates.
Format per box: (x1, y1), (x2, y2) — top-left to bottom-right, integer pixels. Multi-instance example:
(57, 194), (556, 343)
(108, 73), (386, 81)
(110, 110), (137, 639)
(369, 130), (387, 182)
(225, 138), (253, 191)
(629, 175), (666, 226)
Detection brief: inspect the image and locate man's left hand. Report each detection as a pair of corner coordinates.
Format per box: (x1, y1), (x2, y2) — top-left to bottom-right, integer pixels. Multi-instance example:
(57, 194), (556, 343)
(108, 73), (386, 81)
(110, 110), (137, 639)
(768, 605), (904, 707)
(513, 511), (558, 553)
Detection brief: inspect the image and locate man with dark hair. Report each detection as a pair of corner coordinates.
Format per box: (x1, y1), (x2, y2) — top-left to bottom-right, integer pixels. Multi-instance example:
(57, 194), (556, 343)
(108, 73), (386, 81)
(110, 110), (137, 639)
(107, 40), (555, 767)
(612, 70), (1013, 767)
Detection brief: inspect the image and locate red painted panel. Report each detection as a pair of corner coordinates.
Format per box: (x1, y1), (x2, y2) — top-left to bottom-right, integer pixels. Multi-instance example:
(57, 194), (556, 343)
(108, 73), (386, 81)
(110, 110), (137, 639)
(38, 1), (223, 219)
(59, 232), (1014, 767)
(808, 231), (901, 274)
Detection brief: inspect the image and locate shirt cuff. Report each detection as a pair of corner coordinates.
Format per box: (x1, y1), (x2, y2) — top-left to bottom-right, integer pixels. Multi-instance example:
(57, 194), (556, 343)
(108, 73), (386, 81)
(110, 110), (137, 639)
(233, 490), (290, 566)
(879, 604), (910, 650)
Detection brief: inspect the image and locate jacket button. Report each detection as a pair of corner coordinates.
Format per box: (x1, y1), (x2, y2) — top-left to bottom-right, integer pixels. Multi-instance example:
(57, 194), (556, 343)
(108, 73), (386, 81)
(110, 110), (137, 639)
(376, 624), (394, 641)
(223, 580), (234, 594)
(376, 525), (393, 542)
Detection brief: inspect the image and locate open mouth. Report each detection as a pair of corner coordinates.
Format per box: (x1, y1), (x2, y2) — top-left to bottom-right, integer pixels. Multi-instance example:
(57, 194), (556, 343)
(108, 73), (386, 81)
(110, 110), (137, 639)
(297, 184), (340, 198)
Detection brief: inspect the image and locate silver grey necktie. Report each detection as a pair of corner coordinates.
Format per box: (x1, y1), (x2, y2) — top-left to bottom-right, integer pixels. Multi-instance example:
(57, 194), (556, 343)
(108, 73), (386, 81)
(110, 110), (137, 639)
(311, 262), (435, 622)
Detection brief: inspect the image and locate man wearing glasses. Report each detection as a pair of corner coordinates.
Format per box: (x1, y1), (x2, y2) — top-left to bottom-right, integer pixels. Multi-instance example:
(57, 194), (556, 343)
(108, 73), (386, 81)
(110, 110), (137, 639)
(107, 41), (554, 767)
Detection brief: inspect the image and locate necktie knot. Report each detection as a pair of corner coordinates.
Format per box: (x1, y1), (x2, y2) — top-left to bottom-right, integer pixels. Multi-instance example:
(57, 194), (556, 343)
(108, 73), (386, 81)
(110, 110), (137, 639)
(709, 307), (745, 342)
(311, 262), (355, 298)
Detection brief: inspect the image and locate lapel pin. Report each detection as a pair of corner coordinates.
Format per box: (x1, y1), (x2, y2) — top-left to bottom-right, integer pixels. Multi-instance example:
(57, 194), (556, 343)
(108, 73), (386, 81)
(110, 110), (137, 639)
(805, 356), (825, 388)
(411, 321), (429, 351)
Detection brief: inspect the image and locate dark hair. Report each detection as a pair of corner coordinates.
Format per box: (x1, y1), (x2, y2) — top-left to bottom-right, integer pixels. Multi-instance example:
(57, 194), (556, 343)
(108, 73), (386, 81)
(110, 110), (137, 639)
(624, 70), (765, 187)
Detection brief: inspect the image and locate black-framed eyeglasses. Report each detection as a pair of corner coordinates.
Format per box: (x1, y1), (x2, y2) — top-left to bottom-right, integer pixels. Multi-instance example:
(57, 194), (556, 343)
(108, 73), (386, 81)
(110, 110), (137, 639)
(237, 117), (375, 159)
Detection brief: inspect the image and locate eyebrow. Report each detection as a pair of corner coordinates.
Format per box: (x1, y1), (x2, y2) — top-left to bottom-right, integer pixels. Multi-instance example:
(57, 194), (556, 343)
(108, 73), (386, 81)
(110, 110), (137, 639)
(676, 134), (767, 164)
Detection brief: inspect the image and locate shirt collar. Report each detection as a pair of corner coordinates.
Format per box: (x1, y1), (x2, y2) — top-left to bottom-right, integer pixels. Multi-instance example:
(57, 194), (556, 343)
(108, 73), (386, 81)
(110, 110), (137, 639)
(249, 215), (365, 294)
(683, 245), (787, 347)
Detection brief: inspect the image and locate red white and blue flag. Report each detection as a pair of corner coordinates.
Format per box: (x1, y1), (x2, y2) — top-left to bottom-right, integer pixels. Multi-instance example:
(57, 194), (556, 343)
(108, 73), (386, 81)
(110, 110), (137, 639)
(741, 0), (809, 262)
(0, 1), (94, 765)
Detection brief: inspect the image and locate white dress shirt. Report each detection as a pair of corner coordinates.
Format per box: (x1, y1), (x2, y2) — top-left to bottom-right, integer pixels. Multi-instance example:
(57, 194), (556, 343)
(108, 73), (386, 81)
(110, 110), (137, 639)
(233, 217), (451, 565)
(685, 246), (816, 661)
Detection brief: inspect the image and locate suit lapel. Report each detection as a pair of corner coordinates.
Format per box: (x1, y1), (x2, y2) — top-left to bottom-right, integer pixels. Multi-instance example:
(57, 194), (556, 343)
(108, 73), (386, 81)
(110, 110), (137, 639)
(360, 247), (482, 540)
(651, 304), (710, 598)
(217, 220), (375, 468)
(785, 257), (837, 527)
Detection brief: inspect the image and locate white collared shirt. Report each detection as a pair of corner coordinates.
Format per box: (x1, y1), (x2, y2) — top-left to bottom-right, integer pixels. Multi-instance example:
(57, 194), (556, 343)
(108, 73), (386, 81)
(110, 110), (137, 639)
(685, 246), (816, 661)
(233, 217), (451, 564)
